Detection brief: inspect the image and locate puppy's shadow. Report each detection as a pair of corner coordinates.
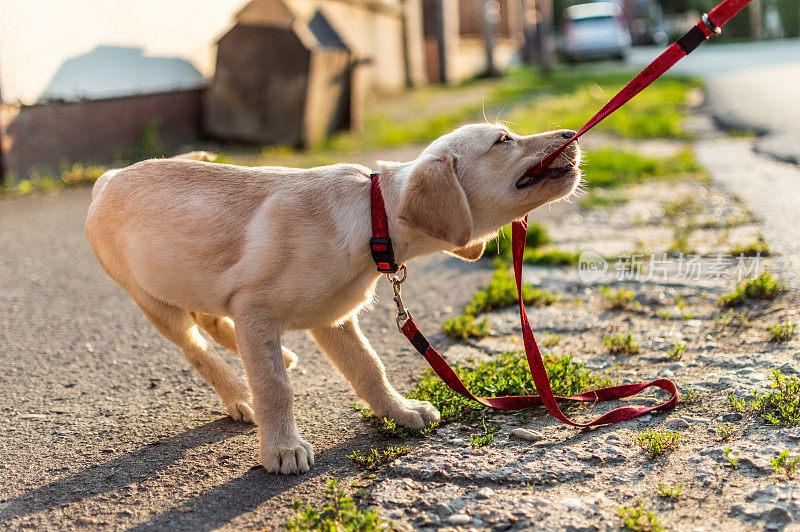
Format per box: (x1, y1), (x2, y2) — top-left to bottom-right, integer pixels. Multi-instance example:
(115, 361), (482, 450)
(0, 418), (343, 530)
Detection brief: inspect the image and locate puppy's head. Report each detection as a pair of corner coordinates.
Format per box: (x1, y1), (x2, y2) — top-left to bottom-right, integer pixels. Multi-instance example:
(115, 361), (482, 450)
(397, 124), (581, 254)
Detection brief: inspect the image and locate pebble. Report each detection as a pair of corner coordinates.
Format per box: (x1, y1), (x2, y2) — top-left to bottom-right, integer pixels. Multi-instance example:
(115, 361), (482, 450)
(510, 428), (544, 442)
(447, 513), (472, 526)
(767, 506), (793, 525)
(560, 497), (583, 510)
(667, 362), (686, 372)
(665, 418), (690, 429)
(476, 487), (494, 499)
(722, 413), (744, 422)
(681, 416), (711, 423)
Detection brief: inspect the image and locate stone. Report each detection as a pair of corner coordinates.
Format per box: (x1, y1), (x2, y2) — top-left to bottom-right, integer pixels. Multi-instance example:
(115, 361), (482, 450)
(681, 416), (711, 423)
(447, 513), (472, 526)
(434, 503), (452, 517)
(476, 487), (494, 499)
(665, 418), (690, 429)
(767, 506), (792, 525)
(560, 497), (584, 510)
(722, 413), (743, 422)
(510, 428), (544, 442)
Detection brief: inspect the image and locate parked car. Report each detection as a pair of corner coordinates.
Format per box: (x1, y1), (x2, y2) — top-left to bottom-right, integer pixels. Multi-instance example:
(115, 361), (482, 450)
(560, 2), (632, 62)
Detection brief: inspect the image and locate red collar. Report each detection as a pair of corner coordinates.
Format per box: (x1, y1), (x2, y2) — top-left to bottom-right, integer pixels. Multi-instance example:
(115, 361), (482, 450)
(369, 172), (400, 273)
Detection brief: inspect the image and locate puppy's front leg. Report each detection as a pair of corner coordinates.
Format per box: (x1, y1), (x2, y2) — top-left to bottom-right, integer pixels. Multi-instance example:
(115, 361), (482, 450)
(311, 317), (440, 429)
(234, 313), (313, 474)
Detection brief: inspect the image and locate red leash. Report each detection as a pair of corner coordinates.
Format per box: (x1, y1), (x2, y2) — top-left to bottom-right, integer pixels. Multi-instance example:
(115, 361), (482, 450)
(370, 0), (751, 425)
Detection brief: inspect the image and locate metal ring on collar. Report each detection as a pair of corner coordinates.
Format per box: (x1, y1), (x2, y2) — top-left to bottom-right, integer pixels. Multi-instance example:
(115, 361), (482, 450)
(702, 13), (722, 34)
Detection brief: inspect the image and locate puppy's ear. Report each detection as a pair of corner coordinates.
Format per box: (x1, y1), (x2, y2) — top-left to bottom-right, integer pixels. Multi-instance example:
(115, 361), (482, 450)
(445, 240), (485, 261)
(398, 154), (472, 247)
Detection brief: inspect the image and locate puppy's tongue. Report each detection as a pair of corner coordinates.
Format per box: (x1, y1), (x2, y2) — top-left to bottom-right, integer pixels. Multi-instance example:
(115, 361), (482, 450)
(523, 135), (577, 177)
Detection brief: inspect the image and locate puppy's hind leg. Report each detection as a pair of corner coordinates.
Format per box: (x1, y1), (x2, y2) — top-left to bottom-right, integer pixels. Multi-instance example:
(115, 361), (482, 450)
(191, 312), (298, 370)
(132, 294), (254, 422)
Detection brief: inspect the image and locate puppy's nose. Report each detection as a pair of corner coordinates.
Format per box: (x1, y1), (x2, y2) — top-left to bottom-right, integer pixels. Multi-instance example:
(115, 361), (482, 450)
(561, 129), (577, 139)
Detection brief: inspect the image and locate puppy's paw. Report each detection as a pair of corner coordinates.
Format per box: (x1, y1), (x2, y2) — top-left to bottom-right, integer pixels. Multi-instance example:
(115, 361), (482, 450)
(226, 399), (255, 423)
(378, 397), (441, 430)
(260, 436), (315, 474)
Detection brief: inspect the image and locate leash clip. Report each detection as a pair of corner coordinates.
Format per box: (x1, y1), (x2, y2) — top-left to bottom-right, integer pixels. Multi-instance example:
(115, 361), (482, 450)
(386, 265), (411, 330)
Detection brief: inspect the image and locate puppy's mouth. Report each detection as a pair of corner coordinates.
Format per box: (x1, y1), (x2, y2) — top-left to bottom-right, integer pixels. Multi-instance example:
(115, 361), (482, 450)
(515, 165), (575, 189)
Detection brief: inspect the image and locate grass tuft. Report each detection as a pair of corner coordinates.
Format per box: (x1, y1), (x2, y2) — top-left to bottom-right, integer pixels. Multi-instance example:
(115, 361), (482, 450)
(600, 286), (635, 310)
(667, 340), (686, 361)
(635, 429), (681, 458)
(719, 270), (785, 307)
(729, 235), (770, 257)
(771, 449), (800, 480)
(723, 446), (740, 468)
(618, 501), (663, 532)
(657, 481), (683, 499)
(284, 479), (391, 531)
(767, 319), (796, 343)
(604, 333), (640, 355)
(464, 266), (557, 316)
(408, 352), (612, 425)
(350, 445), (410, 469)
(443, 314), (492, 339)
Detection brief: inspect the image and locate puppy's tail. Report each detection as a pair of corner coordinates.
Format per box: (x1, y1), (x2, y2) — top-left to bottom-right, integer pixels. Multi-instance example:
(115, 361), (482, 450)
(91, 168), (120, 200)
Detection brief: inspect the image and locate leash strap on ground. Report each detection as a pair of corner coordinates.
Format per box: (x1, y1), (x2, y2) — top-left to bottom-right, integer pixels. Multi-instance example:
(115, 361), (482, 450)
(524, 0), (753, 177)
(383, 0), (753, 424)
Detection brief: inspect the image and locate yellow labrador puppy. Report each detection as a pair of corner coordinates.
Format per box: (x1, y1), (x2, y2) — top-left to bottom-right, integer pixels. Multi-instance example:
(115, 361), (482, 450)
(85, 124), (581, 474)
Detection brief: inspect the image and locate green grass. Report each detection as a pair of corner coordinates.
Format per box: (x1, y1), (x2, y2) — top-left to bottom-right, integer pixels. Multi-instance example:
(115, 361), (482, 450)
(463, 266), (557, 316)
(522, 248), (580, 266)
(729, 235), (770, 257)
(657, 481), (683, 499)
(541, 332), (562, 347)
(667, 340), (686, 361)
(1, 163), (108, 197)
(349, 445), (411, 469)
(352, 404), (438, 438)
(767, 320), (796, 342)
(581, 148), (703, 189)
(724, 446), (740, 468)
(635, 429), (681, 458)
(284, 479), (391, 531)
(443, 314), (492, 339)
(600, 286), (635, 310)
(506, 74), (700, 140)
(486, 222), (551, 257)
(719, 270), (786, 307)
(716, 422), (734, 441)
(714, 309), (751, 329)
(664, 194), (703, 219)
(407, 351), (612, 425)
(604, 333), (640, 355)
(618, 501), (663, 532)
(772, 449), (800, 480)
(744, 369), (800, 426)
(580, 190), (629, 209)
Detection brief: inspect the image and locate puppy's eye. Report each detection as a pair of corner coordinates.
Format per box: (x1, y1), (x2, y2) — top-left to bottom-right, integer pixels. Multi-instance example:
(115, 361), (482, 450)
(495, 133), (510, 145)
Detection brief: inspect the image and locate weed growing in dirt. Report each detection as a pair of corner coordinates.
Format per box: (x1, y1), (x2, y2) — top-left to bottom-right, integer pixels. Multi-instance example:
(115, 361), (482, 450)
(618, 501), (663, 532)
(352, 403), (438, 438)
(600, 286), (635, 310)
(680, 388), (701, 405)
(719, 270), (785, 307)
(723, 446), (740, 468)
(657, 481), (683, 499)
(522, 248), (581, 266)
(284, 479), (391, 531)
(664, 194), (703, 219)
(580, 190), (629, 209)
(674, 296), (694, 320)
(716, 423), (734, 441)
(667, 340), (686, 361)
(767, 320), (796, 342)
(350, 445), (411, 469)
(604, 333), (640, 355)
(729, 235), (770, 257)
(771, 449), (800, 480)
(408, 352), (612, 425)
(1, 163), (109, 197)
(443, 314), (492, 339)
(635, 429), (681, 458)
(464, 266), (557, 315)
(542, 332), (562, 347)
(750, 370), (800, 426)
(583, 148), (702, 190)
(471, 422), (500, 448)
(486, 222), (550, 257)
(714, 309), (751, 328)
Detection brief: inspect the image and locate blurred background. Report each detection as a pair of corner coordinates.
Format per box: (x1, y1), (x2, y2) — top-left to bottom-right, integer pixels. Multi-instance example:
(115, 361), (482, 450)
(0, 0), (798, 183)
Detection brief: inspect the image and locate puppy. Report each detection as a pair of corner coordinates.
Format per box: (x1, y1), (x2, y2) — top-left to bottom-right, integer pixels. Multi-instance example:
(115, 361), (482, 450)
(85, 124), (581, 474)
